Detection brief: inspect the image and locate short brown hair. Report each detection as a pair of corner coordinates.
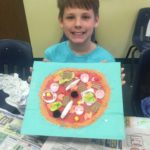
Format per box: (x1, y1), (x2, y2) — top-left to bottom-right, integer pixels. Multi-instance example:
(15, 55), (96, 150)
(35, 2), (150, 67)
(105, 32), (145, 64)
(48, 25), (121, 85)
(57, 0), (99, 19)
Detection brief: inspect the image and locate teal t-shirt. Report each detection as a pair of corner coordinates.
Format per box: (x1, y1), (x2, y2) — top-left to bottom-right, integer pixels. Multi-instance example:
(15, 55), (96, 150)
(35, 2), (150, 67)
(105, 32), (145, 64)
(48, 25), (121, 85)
(44, 41), (115, 62)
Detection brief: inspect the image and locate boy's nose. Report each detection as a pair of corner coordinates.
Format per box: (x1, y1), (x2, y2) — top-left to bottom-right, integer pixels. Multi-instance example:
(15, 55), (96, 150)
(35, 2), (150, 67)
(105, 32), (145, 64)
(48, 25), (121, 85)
(74, 18), (82, 28)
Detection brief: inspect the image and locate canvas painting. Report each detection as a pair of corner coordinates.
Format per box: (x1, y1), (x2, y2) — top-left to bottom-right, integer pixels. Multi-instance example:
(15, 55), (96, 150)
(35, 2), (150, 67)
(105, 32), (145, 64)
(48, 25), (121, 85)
(21, 61), (125, 139)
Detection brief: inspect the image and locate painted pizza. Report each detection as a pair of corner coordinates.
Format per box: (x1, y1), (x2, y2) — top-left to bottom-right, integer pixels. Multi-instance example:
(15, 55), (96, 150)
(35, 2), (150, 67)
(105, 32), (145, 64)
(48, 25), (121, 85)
(39, 68), (110, 128)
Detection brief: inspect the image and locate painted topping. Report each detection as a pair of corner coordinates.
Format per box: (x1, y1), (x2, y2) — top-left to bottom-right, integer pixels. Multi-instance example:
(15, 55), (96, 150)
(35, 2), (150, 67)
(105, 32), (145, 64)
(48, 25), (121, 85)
(65, 79), (80, 91)
(84, 112), (92, 120)
(83, 92), (96, 105)
(43, 91), (52, 99)
(50, 101), (62, 111)
(53, 110), (61, 118)
(80, 73), (89, 83)
(74, 116), (79, 121)
(91, 82), (101, 89)
(43, 91), (57, 103)
(90, 102), (100, 113)
(70, 105), (76, 114)
(61, 100), (73, 119)
(81, 88), (94, 96)
(95, 89), (105, 99)
(71, 91), (79, 98)
(59, 71), (74, 84)
(75, 105), (84, 115)
(50, 83), (59, 92)
(78, 82), (87, 92)
(62, 96), (70, 106)
(77, 100), (84, 105)
(58, 94), (64, 100)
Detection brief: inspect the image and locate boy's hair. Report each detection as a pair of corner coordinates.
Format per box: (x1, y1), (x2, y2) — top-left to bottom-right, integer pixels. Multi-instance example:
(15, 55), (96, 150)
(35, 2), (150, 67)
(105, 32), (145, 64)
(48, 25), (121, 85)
(57, 0), (99, 19)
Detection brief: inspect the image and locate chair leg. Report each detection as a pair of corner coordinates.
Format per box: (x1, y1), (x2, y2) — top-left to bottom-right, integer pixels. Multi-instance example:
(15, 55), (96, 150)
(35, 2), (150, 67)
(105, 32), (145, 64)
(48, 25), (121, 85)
(130, 48), (138, 85)
(0, 64), (4, 73)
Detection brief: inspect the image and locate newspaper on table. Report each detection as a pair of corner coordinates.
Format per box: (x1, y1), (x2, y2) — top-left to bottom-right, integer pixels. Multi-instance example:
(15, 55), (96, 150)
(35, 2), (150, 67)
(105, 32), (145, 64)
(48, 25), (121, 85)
(0, 109), (47, 150)
(41, 137), (122, 150)
(41, 117), (150, 150)
(122, 116), (150, 150)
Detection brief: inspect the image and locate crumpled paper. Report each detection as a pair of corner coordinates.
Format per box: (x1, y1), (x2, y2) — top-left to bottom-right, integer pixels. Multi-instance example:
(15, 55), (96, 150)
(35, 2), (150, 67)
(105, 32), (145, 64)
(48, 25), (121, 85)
(0, 73), (29, 114)
(141, 96), (150, 117)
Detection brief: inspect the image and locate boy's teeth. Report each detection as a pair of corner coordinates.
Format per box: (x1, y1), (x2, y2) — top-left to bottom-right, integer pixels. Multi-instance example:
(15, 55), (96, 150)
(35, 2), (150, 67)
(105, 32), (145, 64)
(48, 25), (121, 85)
(74, 32), (83, 35)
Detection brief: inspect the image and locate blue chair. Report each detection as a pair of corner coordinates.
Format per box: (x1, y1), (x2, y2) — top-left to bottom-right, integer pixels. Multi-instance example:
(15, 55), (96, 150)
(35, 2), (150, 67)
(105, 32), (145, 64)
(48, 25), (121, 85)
(132, 49), (150, 117)
(125, 8), (150, 83)
(126, 7), (150, 59)
(0, 39), (33, 80)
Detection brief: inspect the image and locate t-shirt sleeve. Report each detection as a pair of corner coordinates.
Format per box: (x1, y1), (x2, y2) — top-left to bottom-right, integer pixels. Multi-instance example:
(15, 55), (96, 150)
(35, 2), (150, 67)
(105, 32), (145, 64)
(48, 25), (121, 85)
(106, 53), (115, 62)
(98, 47), (115, 62)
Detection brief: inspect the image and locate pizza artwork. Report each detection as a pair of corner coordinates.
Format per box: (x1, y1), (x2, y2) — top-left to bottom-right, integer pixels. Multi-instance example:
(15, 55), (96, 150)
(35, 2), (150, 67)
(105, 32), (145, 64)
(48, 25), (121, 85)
(39, 68), (110, 128)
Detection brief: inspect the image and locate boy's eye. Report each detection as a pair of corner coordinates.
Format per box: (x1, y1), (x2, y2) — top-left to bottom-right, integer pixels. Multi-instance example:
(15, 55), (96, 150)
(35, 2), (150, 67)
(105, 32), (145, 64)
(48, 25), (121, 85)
(82, 16), (91, 20)
(66, 16), (75, 20)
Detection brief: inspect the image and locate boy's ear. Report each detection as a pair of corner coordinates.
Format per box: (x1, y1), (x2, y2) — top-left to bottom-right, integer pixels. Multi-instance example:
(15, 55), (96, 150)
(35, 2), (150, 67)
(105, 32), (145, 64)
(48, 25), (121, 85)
(94, 16), (99, 27)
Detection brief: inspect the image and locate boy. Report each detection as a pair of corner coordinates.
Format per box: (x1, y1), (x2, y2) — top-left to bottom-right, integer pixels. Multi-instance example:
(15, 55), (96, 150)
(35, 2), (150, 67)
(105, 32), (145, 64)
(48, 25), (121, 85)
(43, 0), (115, 63)
(40, 0), (125, 84)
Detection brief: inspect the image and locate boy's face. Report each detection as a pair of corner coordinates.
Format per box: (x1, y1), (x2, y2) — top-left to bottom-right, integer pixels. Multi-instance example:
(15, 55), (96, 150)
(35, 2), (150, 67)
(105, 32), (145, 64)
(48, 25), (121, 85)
(59, 7), (99, 44)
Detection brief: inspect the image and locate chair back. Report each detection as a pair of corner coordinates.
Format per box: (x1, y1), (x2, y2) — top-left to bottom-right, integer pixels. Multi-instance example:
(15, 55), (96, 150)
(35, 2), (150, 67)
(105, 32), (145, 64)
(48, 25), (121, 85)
(132, 7), (150, 51)
(132, 49), (150, 116)
(0, 39), (33, 80)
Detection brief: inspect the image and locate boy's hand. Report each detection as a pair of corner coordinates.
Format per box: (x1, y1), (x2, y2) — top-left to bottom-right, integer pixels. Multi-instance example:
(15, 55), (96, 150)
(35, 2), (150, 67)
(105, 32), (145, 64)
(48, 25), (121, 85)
(28, 59), (49, 83)
(100, 60), (107, 63)
(27, 67), (33, 83)
(121, 67), (126, 85)
(30, 66), (33, 73)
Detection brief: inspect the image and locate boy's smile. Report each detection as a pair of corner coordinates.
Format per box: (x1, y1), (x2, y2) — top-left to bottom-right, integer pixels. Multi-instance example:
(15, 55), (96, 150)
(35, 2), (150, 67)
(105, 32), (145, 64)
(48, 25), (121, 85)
(59, 8), (99, 45)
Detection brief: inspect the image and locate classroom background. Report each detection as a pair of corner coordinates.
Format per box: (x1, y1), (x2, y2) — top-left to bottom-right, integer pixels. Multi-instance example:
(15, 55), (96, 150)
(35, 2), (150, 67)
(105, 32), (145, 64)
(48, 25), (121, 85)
(23, 0), (150, 58)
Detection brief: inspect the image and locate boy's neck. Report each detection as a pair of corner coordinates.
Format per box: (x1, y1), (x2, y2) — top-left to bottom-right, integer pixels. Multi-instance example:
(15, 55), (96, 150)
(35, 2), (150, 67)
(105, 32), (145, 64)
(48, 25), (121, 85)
(69, 41), (96, 55)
